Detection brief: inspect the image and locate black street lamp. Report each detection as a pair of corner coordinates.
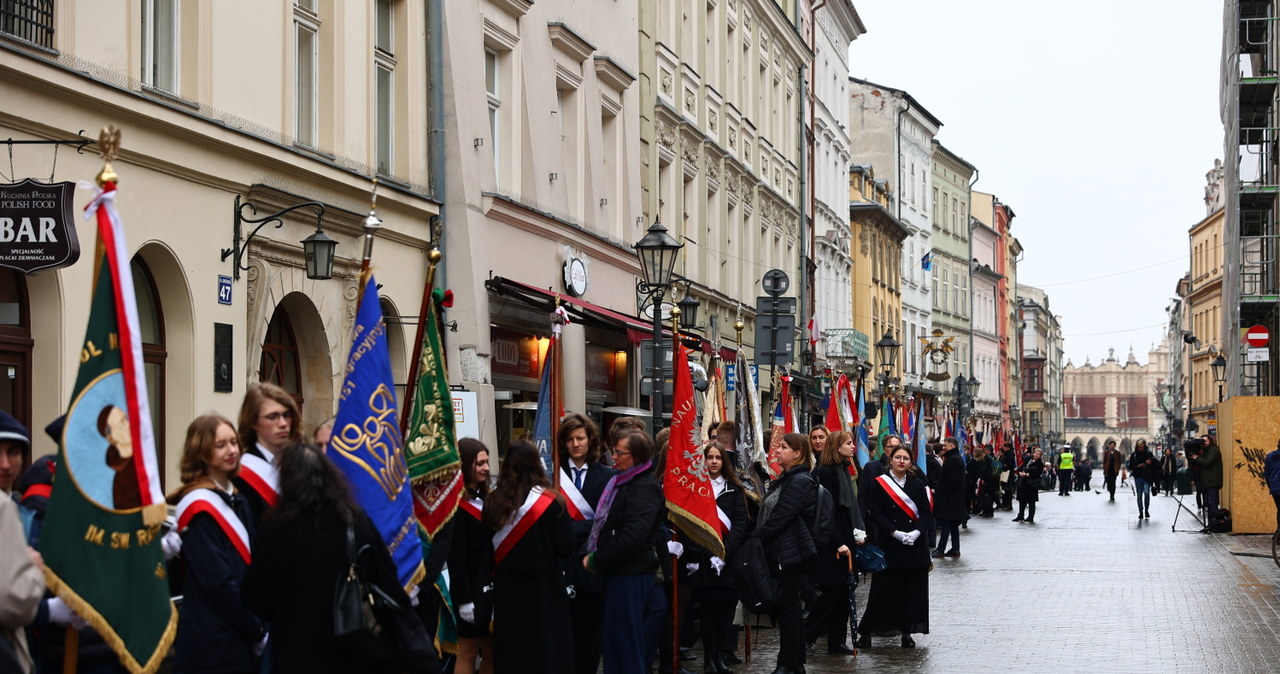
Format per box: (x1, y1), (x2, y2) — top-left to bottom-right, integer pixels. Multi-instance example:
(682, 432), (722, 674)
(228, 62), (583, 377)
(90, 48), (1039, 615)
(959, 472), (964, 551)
(1211, 354), (1227, 403)
(635, 219), (684, 436)
(874, 331), (901, 399)
(676, 293), (700, 331)
(953, 373), (972, 425)
(223, 195), (336, 281)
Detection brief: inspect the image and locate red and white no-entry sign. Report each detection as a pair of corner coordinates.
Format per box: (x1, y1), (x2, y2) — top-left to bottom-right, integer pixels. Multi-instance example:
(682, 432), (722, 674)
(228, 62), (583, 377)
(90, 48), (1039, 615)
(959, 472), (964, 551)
(1246, 324), (1270, 348)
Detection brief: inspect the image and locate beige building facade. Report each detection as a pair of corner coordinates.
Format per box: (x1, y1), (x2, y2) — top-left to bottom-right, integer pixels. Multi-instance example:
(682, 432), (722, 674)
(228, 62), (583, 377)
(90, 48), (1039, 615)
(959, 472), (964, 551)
(0, 1), (439, 487)
(1063, 342), (1170, 459)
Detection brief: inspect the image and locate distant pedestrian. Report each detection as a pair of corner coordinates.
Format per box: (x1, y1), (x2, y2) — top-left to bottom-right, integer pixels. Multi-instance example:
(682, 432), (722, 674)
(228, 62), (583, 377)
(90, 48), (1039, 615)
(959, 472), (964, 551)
(1013, 447), (1045, 524)
(1159, 448), (1178, 496)
(1057, 448), (1075, 496)
(1265, 439), (1280, 531)
(1128, 440), (1156, 519)
(998, 444), (1017, 511)
(1191, 435), (1223, 522)
(932, 437), (966, 558)
(1101, 441), (1123, 501)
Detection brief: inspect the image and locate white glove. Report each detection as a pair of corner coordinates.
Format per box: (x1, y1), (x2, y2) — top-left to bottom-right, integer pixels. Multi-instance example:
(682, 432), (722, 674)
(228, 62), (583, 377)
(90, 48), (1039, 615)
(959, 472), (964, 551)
(253, 633), (268, 657)
(892, 530), (910, 544)
(161, 530), (183, 560)
(45, 598), (88, 629)
(408, 584), (420, 608)
(709, 556), (725, 575)
(685, 563), (700, 573)
(903, 530), (921, 545)
(852, 529), (867, 545)
(667, 541), (684, 558)
(459, 602), (476, 625)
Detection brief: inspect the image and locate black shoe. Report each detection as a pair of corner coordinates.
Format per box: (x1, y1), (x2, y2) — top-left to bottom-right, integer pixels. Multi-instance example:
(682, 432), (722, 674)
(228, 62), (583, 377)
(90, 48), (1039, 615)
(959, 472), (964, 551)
(705, 657), (733, 674)
(931, 549), (944, 558)
(1026, 518), (1034, 524)
(855, 633), (871, 649)
(721, 652), (742, 666)
(944, 550), (961, 558)
(827, 644), (856, 655)
(1144, 511), (1150, 519)
(1012, 516), (1024, 522)
(901, 635), (916, 648)
(804, 642), (816, 656)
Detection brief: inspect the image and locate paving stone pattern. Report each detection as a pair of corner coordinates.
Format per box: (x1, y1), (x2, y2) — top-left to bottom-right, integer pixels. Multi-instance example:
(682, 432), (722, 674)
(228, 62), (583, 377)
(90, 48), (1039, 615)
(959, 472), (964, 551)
(717, 488), (1280, 673)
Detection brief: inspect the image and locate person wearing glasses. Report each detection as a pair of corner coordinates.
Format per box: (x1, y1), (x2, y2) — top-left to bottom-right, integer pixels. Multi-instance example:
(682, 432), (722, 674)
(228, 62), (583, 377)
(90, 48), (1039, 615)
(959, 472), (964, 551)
(855, 444), (931, 650)
(234, 383), (302, 525)
(583, 431), (666, 674)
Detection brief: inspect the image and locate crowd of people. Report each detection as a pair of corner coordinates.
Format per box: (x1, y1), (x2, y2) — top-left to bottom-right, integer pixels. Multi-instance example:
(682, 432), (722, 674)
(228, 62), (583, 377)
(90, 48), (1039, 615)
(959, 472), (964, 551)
(0, 391), (1239, 674)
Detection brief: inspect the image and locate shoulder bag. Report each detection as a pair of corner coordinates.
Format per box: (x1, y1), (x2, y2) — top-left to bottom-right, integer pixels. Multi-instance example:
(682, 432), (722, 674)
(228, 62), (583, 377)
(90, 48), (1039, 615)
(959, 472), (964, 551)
(333, 523), (396, 664)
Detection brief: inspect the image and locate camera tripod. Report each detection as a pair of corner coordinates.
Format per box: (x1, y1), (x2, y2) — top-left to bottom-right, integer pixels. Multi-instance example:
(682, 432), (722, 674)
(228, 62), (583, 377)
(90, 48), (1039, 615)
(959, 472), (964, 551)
(1171, 491), (1205, 533)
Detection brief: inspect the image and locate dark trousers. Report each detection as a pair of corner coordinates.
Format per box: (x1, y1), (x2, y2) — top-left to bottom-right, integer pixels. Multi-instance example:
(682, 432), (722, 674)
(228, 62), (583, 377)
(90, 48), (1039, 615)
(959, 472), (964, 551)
(696, 592), (735, 663)
(774, 570), (806, 670)
(641, 580), (668, 671)
(1016, 500), (1037, 520)
(936, 519), (960, 553)
(1204, 487), (1221, 519)
(571, 591), (605, 674)
(1104, 472), (1118, 498)
(1000, 480), (1016, 509)
(1058, 469), (1073, 495)
(804, 581), (854, 650)
(603, 573), (654, 674)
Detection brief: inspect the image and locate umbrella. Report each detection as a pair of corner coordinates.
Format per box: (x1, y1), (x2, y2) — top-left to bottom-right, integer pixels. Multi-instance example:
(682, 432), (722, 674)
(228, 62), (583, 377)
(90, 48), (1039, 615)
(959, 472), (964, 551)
(847, 553), (859, 653)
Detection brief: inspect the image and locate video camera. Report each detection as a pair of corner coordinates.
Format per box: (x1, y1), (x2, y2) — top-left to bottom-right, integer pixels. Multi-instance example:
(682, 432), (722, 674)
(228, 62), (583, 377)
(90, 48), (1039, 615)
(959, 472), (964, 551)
(1184, 437), (1206, 457)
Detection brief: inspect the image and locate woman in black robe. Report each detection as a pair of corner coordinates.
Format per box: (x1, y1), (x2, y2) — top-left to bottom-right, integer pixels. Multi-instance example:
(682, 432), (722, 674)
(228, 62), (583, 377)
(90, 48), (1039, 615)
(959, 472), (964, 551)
(450, 438), (494, 674)
(1013, 447), (1045, 524)
(483, 440), (574, 674)
(805, 430), (866, 656)
(856, 443), (931, 649)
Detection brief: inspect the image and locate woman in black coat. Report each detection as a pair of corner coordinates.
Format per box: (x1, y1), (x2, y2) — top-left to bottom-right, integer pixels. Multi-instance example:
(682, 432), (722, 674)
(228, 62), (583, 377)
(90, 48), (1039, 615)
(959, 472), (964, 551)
(1013, 447), (1045, 524)
(450, 438), (494, 674)
(931, 437), (966, 558)
(804, 430), (866, 656)
(241, 443), (433, 674)
(856, 444), (931, 649)
(685, 443), (750, 673)
(755, 433), (818, 674)
(483, 441), (574, 674)
(584, 431), (666, 674)
(168, 414), (264, 674)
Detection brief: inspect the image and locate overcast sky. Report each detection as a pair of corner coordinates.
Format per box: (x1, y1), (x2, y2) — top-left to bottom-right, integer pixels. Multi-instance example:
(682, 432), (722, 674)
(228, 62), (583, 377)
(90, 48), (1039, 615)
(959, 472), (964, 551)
(847, 0), (1224, 367)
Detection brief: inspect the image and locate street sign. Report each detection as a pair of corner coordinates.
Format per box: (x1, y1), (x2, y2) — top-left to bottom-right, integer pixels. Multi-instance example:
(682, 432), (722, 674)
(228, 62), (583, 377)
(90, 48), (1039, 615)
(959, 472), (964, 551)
(1248, 347), (1270, 362)
(639, 340), (673, 396)
(1246, 324), (1269, 348)
(217, 275), (233, 305)
(761, 269), (790, 297)
(754, 314), (796, 368)
(755, 296), (797, 315)
(725, 363), (759, 391)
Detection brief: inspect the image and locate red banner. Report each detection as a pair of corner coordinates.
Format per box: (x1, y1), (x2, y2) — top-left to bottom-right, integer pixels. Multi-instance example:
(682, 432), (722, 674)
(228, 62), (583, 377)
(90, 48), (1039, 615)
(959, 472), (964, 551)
(664, 340), (725, 558)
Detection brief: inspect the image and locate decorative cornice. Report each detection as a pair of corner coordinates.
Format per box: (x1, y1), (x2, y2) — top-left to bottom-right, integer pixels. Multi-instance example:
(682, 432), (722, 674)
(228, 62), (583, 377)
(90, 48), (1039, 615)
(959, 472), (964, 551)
(548, 23), (595, 63)
(594, 55), (636, 93)
(483, 17), (520, 51)
(493, 0), (532, 20)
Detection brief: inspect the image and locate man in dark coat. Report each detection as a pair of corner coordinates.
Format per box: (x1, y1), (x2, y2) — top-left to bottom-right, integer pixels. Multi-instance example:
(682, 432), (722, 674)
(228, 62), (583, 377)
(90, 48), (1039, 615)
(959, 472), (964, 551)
(932, 437), (967, 558)
(998, 444), (1017, 511)
(1101, 440), (1123, 501)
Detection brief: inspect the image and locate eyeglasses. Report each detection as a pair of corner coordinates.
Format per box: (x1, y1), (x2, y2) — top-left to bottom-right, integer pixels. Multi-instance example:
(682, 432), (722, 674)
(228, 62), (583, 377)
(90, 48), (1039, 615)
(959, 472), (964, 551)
(610, 449), (631, 457)
(891, 455), (911, 462)
(261, 411), (294, 423)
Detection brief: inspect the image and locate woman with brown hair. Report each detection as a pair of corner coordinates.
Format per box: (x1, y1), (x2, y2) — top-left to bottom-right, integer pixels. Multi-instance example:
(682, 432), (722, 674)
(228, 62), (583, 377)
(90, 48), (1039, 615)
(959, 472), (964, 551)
(755, 433), (818, 674)
(451, 438), (494, 674)
(483, 440), (574, 673)
(805, 430), (866, 656)
(167, 414), (264, 673)
(855, 443), (931, 649)
(233, 383), (302, 525)
(687, 442), (751, 673)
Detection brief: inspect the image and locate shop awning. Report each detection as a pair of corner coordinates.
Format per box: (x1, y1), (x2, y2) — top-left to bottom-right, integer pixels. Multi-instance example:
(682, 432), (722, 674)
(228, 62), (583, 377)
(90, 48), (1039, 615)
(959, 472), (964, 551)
(486, 276), (719, 353)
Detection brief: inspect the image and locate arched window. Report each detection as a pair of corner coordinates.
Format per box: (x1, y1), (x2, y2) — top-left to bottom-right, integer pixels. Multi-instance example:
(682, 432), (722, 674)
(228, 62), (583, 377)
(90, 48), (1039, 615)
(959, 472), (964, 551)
(261, 306), (303, 407)
(0, 269), (31, 465)
(131, 257), (166, 471)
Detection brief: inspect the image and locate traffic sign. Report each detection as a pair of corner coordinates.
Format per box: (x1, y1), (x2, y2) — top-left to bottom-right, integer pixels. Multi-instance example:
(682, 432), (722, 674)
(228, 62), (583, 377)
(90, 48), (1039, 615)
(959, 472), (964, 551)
(756, 296), (797, 315)
(1246, 324), (1269, 348)
(761, 269), (790, 297)
(1248, 347), (1270, 362)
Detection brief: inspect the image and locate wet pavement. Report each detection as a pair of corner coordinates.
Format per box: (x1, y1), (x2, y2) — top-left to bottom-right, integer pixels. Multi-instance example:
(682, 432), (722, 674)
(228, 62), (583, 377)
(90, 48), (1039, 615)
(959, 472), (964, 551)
(711, 487), (1280, 673)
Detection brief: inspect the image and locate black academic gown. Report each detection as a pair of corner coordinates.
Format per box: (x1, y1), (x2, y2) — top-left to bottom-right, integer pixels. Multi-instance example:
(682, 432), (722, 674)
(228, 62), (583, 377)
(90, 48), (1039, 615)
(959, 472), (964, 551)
(492, 495), (575, 674)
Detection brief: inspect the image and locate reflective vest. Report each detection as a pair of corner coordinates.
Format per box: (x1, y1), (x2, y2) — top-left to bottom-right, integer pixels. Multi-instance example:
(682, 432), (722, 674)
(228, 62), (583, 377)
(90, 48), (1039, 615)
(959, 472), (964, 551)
(1059, 452), (1074, 471)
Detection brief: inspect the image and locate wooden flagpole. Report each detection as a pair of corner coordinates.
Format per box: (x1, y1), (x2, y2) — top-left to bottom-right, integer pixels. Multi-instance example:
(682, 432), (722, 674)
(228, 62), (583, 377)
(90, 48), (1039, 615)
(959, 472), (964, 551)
(399, 218), (442, 437)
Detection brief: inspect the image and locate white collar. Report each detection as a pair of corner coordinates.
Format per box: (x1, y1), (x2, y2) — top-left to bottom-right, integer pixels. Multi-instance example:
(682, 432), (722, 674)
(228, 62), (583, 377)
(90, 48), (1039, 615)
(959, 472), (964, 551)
(256, 442), (279, 466)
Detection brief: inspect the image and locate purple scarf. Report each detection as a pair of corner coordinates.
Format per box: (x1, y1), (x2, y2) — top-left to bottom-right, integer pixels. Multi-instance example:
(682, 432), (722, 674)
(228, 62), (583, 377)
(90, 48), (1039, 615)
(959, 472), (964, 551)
(587, 460), (653, 553)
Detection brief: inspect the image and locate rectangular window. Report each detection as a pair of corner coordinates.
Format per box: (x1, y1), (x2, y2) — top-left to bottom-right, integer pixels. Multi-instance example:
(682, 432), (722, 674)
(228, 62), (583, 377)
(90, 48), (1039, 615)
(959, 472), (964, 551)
(1, 0), (55, 48)
(294, 3), (319, 147)
(375, 0), (392, 52)
(374, 0), (395, 176)
(142, 0), (179, 92)
(375, 63), (393, 175)
(486, 49), (501, 187)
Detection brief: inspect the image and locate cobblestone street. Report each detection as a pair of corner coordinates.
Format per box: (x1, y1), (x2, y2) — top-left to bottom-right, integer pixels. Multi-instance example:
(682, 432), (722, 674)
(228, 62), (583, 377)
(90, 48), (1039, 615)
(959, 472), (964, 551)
(719, 486), (1280, 673)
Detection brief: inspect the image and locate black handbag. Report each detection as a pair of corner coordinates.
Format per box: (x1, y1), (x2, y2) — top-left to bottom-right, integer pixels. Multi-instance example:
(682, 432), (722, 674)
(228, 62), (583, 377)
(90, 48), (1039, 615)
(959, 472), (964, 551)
(333, 523), (395, 664)
(854, 542), (887, 573)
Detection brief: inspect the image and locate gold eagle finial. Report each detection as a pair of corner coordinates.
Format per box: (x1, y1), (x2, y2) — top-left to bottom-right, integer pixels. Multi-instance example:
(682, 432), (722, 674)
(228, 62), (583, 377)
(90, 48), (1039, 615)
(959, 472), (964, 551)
(96, 125), (122, 186)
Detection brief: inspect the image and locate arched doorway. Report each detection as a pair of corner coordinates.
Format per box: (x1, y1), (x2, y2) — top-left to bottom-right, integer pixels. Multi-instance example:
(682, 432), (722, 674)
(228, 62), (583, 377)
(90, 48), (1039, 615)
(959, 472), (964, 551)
(260, 307), (303, 406)
(258, 292), (332, 438)
(0, 269), (32, 466)
(379, 295), (407, 404)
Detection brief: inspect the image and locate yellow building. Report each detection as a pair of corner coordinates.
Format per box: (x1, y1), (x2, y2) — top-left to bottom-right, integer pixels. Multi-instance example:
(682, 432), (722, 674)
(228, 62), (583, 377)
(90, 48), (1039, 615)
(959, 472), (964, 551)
(1186, 198), (1225, 430)
(849, 165), (907, 389)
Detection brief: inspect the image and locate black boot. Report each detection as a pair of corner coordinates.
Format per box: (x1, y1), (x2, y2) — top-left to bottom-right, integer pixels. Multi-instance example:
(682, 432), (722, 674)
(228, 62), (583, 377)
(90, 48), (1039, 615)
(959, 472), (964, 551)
(1026, 504), (1035, 524)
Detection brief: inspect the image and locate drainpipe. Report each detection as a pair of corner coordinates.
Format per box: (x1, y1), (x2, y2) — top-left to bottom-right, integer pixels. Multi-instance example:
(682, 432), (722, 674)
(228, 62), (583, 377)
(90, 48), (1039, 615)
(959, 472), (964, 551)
(427, 0), (446, 288)
(798, 63), (809, 431)
(967, 167), (979, 398)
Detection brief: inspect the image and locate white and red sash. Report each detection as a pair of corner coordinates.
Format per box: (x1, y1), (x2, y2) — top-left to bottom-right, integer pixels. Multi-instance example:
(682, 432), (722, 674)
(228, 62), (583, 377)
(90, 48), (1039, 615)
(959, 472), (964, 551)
(175, 488), (252, 564)
(875, 474), (920, 521)
(237, 453), (279, 507)
(559, 468), (595, 521)
(716, 505), (732, 532)
(459, 496), (484, 521)
(492, 487), (555, 565)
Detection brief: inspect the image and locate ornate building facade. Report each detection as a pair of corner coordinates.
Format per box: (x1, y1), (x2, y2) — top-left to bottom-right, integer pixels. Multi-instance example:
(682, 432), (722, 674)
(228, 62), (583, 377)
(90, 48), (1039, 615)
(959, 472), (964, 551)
(1063, 341), (1171, 460)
